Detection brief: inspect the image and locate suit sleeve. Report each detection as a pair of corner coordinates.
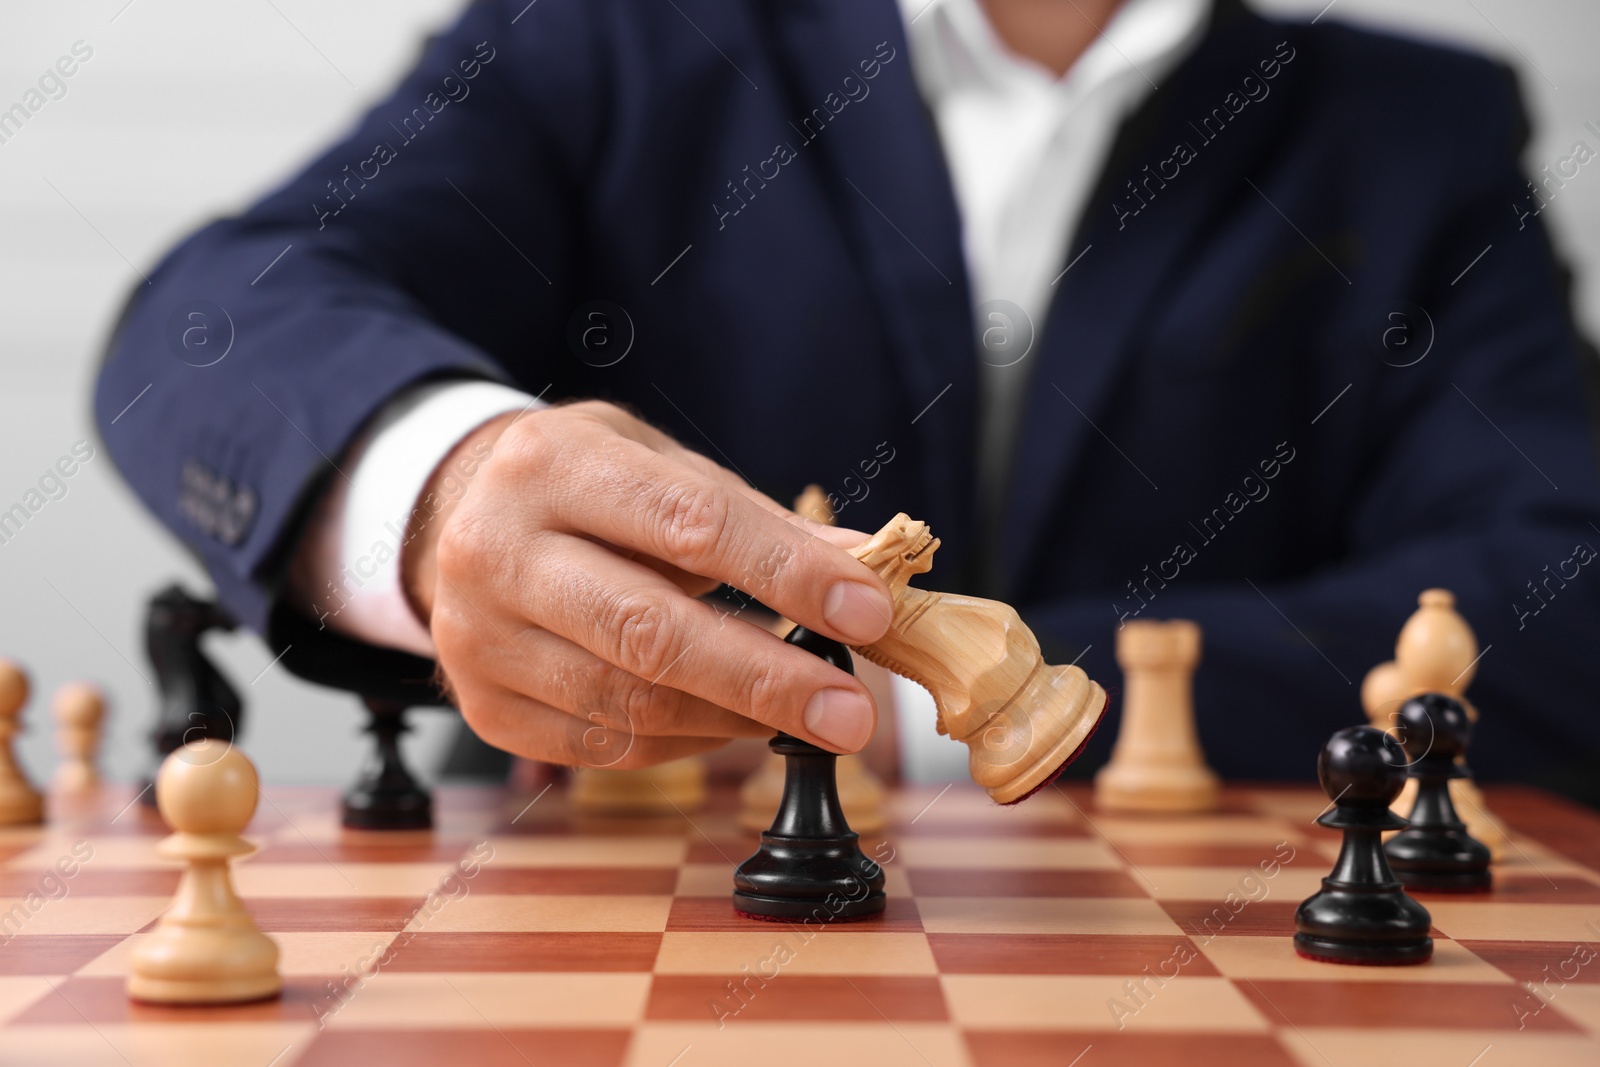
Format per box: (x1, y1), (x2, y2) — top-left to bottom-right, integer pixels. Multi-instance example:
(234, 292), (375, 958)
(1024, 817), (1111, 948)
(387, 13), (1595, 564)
(1026, 62), (1600, 783)
(93, 0), (599, 631)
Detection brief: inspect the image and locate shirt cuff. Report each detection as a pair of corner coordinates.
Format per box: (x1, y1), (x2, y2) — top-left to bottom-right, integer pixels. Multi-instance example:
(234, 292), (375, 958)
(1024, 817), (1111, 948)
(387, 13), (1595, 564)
(299, 380), (543, 658)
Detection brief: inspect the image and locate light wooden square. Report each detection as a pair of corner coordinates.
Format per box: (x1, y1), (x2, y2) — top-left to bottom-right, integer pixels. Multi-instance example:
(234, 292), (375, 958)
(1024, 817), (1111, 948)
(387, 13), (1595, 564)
(1197, 936), (1512, 982)
(480, 837), (688, 868)
(895, 838), (1120, 870)
(627, 1021), (970, 1067)
(323, 972), (651, 1027)
(402, 893), (672, 933)
(654, 932), (937, 975)
(941, 974), (1271, 1031)
(916, 896), (1183, 935)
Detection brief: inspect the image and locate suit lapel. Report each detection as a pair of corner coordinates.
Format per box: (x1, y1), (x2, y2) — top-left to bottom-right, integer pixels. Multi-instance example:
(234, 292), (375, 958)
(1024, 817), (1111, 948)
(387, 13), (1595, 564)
(1000, 3), (1298, 595)
(757, 0), (979, 577)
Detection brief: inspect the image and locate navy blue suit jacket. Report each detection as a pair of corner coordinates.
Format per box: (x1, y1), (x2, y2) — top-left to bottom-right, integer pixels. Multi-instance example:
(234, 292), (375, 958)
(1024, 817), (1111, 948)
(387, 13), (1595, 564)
(95, 0), (1600, 789)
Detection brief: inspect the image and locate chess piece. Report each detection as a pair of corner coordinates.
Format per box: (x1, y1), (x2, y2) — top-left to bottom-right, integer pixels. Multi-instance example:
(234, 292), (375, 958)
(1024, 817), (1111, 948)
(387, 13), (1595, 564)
(737, 486), (887, 831)
(0, 660), (44, 825)
(733, 626), (885, 921)
(343, 697), (432, 830)
(1383, 694), (1492, 892)
(52, 682), (105, 793)
(127, 739), (281, 1003)
(1294, 726), (1433, 965)
(572, 758), (707, 815)
(739, 751), (886, 833)
(1094, 620), (1219, 812)
(795, 483), (834, 525)
(143, 586), (242, 807)
(846, 514), (1108, 805)
(1362, 589), (1508, 858)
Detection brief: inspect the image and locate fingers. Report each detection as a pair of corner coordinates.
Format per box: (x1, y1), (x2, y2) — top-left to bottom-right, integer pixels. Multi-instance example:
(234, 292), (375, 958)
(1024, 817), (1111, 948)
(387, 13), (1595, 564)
(458, 619), (772, 740)
(430, 400), (891, 766)
(450, 679), (729, 769)
(518, 535), (880, 752)
(542, 434), (893, 647)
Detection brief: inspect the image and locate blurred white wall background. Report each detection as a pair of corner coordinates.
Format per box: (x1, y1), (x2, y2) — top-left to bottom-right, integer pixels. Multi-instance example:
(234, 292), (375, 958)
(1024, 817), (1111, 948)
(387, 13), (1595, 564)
(0, 0), (1596, 787)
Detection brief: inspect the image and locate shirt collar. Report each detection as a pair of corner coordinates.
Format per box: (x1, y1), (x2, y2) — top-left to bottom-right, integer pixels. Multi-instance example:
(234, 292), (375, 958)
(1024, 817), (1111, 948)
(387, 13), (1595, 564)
(899, 0), (1214, 103)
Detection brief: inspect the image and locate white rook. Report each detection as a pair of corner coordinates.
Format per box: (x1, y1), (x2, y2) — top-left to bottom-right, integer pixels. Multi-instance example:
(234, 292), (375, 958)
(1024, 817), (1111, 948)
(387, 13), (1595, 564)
(1095, 619), (1219, 813)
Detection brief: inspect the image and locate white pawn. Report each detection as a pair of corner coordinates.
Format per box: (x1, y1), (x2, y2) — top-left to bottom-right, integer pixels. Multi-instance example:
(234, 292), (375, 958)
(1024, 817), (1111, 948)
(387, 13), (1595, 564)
(1362, 589), (1509, 858)
(52, 682), (104, 793)
(0, 659), (44, 826)
(127, 739), (280, 1004)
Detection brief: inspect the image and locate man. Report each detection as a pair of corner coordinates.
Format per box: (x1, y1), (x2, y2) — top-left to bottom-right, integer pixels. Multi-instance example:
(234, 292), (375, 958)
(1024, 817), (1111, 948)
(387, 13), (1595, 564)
(95, 0), (1600, 794)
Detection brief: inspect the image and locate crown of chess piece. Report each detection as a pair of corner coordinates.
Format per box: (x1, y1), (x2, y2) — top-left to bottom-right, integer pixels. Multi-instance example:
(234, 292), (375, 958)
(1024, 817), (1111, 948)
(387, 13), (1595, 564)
(846, 514), (1108, 805)
(127, 739), (281, 1004)
(733, 626), (886, 922)
(1094, 619), (1219, 813)
(52, 682), (104, 793)
(1383, 693), (1492, 892)
(1362, 588), (1508, 858)
(1294, 726), (1433, 966)
(0, 659), (44, 826)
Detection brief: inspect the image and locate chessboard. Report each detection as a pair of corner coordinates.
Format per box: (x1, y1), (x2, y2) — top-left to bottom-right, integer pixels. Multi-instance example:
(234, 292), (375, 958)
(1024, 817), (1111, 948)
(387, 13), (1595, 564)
(2, 779), (1599, 1067)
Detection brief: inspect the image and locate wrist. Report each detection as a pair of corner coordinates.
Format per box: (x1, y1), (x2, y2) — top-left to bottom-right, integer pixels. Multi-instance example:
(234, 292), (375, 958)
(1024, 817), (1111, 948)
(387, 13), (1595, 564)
(401, 409), (521, 624)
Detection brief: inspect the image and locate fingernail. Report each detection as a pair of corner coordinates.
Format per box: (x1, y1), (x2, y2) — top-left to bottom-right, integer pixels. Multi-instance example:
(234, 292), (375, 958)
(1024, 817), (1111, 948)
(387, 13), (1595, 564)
(823, 580), (892, 644)
(803, 687), (874, 751)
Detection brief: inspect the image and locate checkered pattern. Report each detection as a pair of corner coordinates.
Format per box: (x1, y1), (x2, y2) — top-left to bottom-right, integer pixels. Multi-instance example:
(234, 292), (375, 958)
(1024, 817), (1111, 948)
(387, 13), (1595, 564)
(2, 781), (1599, 1066)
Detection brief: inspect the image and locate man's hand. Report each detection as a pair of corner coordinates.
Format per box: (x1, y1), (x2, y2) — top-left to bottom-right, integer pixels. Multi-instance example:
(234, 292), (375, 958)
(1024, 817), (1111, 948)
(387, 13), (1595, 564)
(403, 400), (894, 769)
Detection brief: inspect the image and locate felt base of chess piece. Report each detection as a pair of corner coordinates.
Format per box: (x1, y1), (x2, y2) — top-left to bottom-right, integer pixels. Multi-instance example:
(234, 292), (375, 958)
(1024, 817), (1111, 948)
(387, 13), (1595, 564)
(1000, 707), (1106, 806)
(1294, 726), (1433, 966)
(733, 628), (885, 923)
(572, 758), (707, 815)
(1383, 693), (1492, 893)
(342, 698), (432, 831)
(739, 751), (886, 834)
(128, 740), (281, 1004)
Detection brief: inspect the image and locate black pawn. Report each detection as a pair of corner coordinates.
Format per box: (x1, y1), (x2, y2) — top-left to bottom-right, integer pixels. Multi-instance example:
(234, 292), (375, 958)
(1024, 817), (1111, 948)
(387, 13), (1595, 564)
(1384, 694), (1492, 892)
(1294, 726), (1433, 965)
(733, 627), (885, 922)
(342, 697), (433, 830)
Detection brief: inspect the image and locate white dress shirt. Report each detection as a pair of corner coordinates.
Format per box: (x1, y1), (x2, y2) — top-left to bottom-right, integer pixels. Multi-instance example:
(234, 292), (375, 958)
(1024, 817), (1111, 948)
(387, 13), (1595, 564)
(905, 0), (1211, 522)
(295, 0), (1210, 772)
